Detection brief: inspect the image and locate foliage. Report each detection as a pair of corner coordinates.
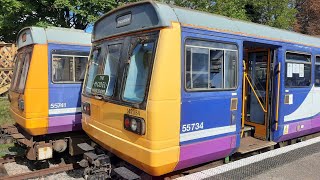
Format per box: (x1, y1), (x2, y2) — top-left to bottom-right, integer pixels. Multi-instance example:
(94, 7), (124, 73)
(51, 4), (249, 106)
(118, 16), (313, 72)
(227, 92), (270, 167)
(0, 0), (311, 42)
(165, 0), (297, 29)
(0, 98), (13, 126)
(0, 0), (118, 42)
(245, 0), (297, 30)
(294, 0), (320, 35)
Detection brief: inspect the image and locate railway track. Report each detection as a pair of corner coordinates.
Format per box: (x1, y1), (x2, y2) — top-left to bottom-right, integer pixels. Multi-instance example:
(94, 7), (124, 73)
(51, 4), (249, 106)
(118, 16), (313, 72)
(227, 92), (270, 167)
(0, 155), (78, 180)
(0, 163), (75, 180)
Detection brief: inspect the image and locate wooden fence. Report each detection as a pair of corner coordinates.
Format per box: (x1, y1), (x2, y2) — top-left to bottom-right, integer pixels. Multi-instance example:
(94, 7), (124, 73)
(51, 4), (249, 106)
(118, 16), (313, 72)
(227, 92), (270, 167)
(0, 43), (16, 96)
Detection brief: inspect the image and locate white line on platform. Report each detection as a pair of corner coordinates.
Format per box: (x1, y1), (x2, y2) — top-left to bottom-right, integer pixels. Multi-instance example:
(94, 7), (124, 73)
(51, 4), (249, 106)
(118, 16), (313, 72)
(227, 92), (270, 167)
(176, 136), (320, 180)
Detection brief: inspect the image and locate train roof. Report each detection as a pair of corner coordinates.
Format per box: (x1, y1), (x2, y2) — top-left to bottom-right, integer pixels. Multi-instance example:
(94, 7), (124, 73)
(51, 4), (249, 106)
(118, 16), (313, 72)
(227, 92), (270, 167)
(94, 0), (320, 48)
(17, 26), (91, 49)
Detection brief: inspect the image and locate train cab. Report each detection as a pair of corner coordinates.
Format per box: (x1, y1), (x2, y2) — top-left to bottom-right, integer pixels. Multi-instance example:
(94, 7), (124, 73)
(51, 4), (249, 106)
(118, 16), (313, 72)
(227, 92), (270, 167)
(6, 27), (91, 160)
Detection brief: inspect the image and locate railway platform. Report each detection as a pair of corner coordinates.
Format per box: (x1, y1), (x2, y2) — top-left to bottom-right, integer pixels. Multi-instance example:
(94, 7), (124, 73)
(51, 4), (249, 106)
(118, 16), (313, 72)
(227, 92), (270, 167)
(176, 136), (320, 180)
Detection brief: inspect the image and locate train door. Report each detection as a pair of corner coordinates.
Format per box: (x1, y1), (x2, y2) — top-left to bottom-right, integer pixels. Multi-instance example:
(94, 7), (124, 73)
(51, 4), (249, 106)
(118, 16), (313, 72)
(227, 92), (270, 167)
(238, 47), (278, 154)
(243, 49), (271, 140)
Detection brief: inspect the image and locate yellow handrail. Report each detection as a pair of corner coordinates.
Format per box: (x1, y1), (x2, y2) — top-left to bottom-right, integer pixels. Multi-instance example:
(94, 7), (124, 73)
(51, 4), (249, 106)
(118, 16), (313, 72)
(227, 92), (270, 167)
(275, 63), (281, 130)
(245, 75), (267, 113)
(241, 61), (246, 138)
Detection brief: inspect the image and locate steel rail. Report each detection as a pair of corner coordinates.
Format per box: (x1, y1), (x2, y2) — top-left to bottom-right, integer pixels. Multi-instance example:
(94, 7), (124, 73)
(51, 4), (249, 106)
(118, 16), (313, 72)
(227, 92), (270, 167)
(0, 163), (75, 180)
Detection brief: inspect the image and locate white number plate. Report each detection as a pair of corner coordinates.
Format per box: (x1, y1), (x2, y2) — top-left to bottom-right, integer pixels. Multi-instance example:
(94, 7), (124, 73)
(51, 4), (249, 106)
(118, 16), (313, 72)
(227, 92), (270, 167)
(182, 122), (204, 133)
(50, 103), (67, 109)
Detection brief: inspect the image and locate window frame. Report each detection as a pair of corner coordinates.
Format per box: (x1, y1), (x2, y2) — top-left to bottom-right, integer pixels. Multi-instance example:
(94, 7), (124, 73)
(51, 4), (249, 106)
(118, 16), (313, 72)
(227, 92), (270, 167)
(314, 55), (320, 87)
(285, 51), (312, 88)
(51, 52), (88, 84)
(184, 38), (239, 92)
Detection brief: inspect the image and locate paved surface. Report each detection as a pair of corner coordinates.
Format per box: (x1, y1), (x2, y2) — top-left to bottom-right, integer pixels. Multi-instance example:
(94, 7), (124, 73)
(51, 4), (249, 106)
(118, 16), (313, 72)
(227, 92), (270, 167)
(248, 151), (320, 180)
(177, 136), (320, 180)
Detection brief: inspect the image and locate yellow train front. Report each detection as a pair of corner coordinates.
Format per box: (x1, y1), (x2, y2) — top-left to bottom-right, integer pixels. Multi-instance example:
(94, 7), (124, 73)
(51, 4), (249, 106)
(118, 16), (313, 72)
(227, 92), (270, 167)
(81, 1), (182, 177)
(7, 27), (91, 160)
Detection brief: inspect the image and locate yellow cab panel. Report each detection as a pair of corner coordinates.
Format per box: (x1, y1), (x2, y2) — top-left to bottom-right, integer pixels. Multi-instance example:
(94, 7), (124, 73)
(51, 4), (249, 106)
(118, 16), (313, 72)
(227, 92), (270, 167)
(81, 1), (182, 175)
(9, 44), (49, 135)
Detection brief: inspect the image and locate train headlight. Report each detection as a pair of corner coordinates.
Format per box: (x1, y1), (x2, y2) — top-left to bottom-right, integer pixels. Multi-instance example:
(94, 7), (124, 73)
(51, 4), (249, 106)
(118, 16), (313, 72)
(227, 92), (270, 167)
(124, 115), (145, 135)
(130, 119), (138, 132)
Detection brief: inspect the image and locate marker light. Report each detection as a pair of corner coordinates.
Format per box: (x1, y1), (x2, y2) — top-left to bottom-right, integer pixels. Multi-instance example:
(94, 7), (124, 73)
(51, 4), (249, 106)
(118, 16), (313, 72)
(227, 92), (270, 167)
(18, 99), (24, 111)
(124, 118), (130, 128)
(7, 94), (11, 102)
(82, 102), (91, 116)
(124, 115), (145, 135)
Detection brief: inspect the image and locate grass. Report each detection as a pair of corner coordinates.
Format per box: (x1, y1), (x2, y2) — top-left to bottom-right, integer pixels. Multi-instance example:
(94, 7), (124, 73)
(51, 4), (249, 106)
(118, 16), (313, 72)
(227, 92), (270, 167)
(0, 97), (14, 125)
(0, 98), (15, 157)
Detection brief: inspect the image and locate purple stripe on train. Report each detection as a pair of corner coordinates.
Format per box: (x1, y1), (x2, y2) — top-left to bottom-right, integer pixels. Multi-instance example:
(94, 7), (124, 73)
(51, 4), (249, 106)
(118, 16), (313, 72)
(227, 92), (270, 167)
(48, 114), (82, 134)
(174, 135), (236, 171)
(277, 114), (320, 142)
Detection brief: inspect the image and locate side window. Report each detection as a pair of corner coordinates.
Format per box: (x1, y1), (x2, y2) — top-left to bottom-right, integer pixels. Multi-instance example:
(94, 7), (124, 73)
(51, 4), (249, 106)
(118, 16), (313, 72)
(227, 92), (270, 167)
(52, 51), (89, 83)
(185, 39), (238, 91)
(52, 56), (74, 82)
(285, 52), (311, 88)
(315, 57), (320, 87)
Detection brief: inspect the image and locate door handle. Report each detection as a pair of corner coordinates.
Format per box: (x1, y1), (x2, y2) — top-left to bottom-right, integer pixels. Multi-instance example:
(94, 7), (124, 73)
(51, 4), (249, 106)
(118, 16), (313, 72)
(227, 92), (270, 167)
(230, 98), (238, 111)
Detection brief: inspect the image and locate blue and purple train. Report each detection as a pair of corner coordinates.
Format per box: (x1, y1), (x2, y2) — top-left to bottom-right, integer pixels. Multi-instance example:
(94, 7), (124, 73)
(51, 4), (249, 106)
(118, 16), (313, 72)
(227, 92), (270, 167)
(78, 1), (320, 177)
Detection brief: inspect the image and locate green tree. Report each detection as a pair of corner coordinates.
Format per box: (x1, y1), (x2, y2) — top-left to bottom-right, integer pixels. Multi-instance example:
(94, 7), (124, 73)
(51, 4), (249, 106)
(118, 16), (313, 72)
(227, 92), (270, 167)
(245, 0), (297, 29)
(0, 0), (298, 42)
(0, 0), (118, 42)
(162, 0), (297, 29)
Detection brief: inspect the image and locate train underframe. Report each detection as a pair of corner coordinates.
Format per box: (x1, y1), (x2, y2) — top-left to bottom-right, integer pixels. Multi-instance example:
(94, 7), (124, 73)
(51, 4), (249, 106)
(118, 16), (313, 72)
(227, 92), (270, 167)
(0, 123), (90, 161)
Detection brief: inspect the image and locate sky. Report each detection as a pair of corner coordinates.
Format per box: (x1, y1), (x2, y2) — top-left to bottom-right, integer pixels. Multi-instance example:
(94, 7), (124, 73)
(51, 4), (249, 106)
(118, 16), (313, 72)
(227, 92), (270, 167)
(85, 24), (93, 33)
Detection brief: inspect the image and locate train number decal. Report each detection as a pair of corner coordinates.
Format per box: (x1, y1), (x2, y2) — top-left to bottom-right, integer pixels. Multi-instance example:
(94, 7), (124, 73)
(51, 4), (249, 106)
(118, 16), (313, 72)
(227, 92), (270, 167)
(127, 108), (140, 116)
(50, 103), (67, 109)
(181, 122), (204, 133)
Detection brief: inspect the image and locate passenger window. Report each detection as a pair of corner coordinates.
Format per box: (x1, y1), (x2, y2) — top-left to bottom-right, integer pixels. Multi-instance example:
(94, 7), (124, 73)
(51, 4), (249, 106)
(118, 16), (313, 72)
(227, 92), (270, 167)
(123, 42), (155, 103)
(52, 51), (89, 83)
(285, 52), (311, 88)
(185, 39), (238, 90)
(315, 57), (320, 87)
(52, 56), (74, 82)
(210, 50), (223, 88)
